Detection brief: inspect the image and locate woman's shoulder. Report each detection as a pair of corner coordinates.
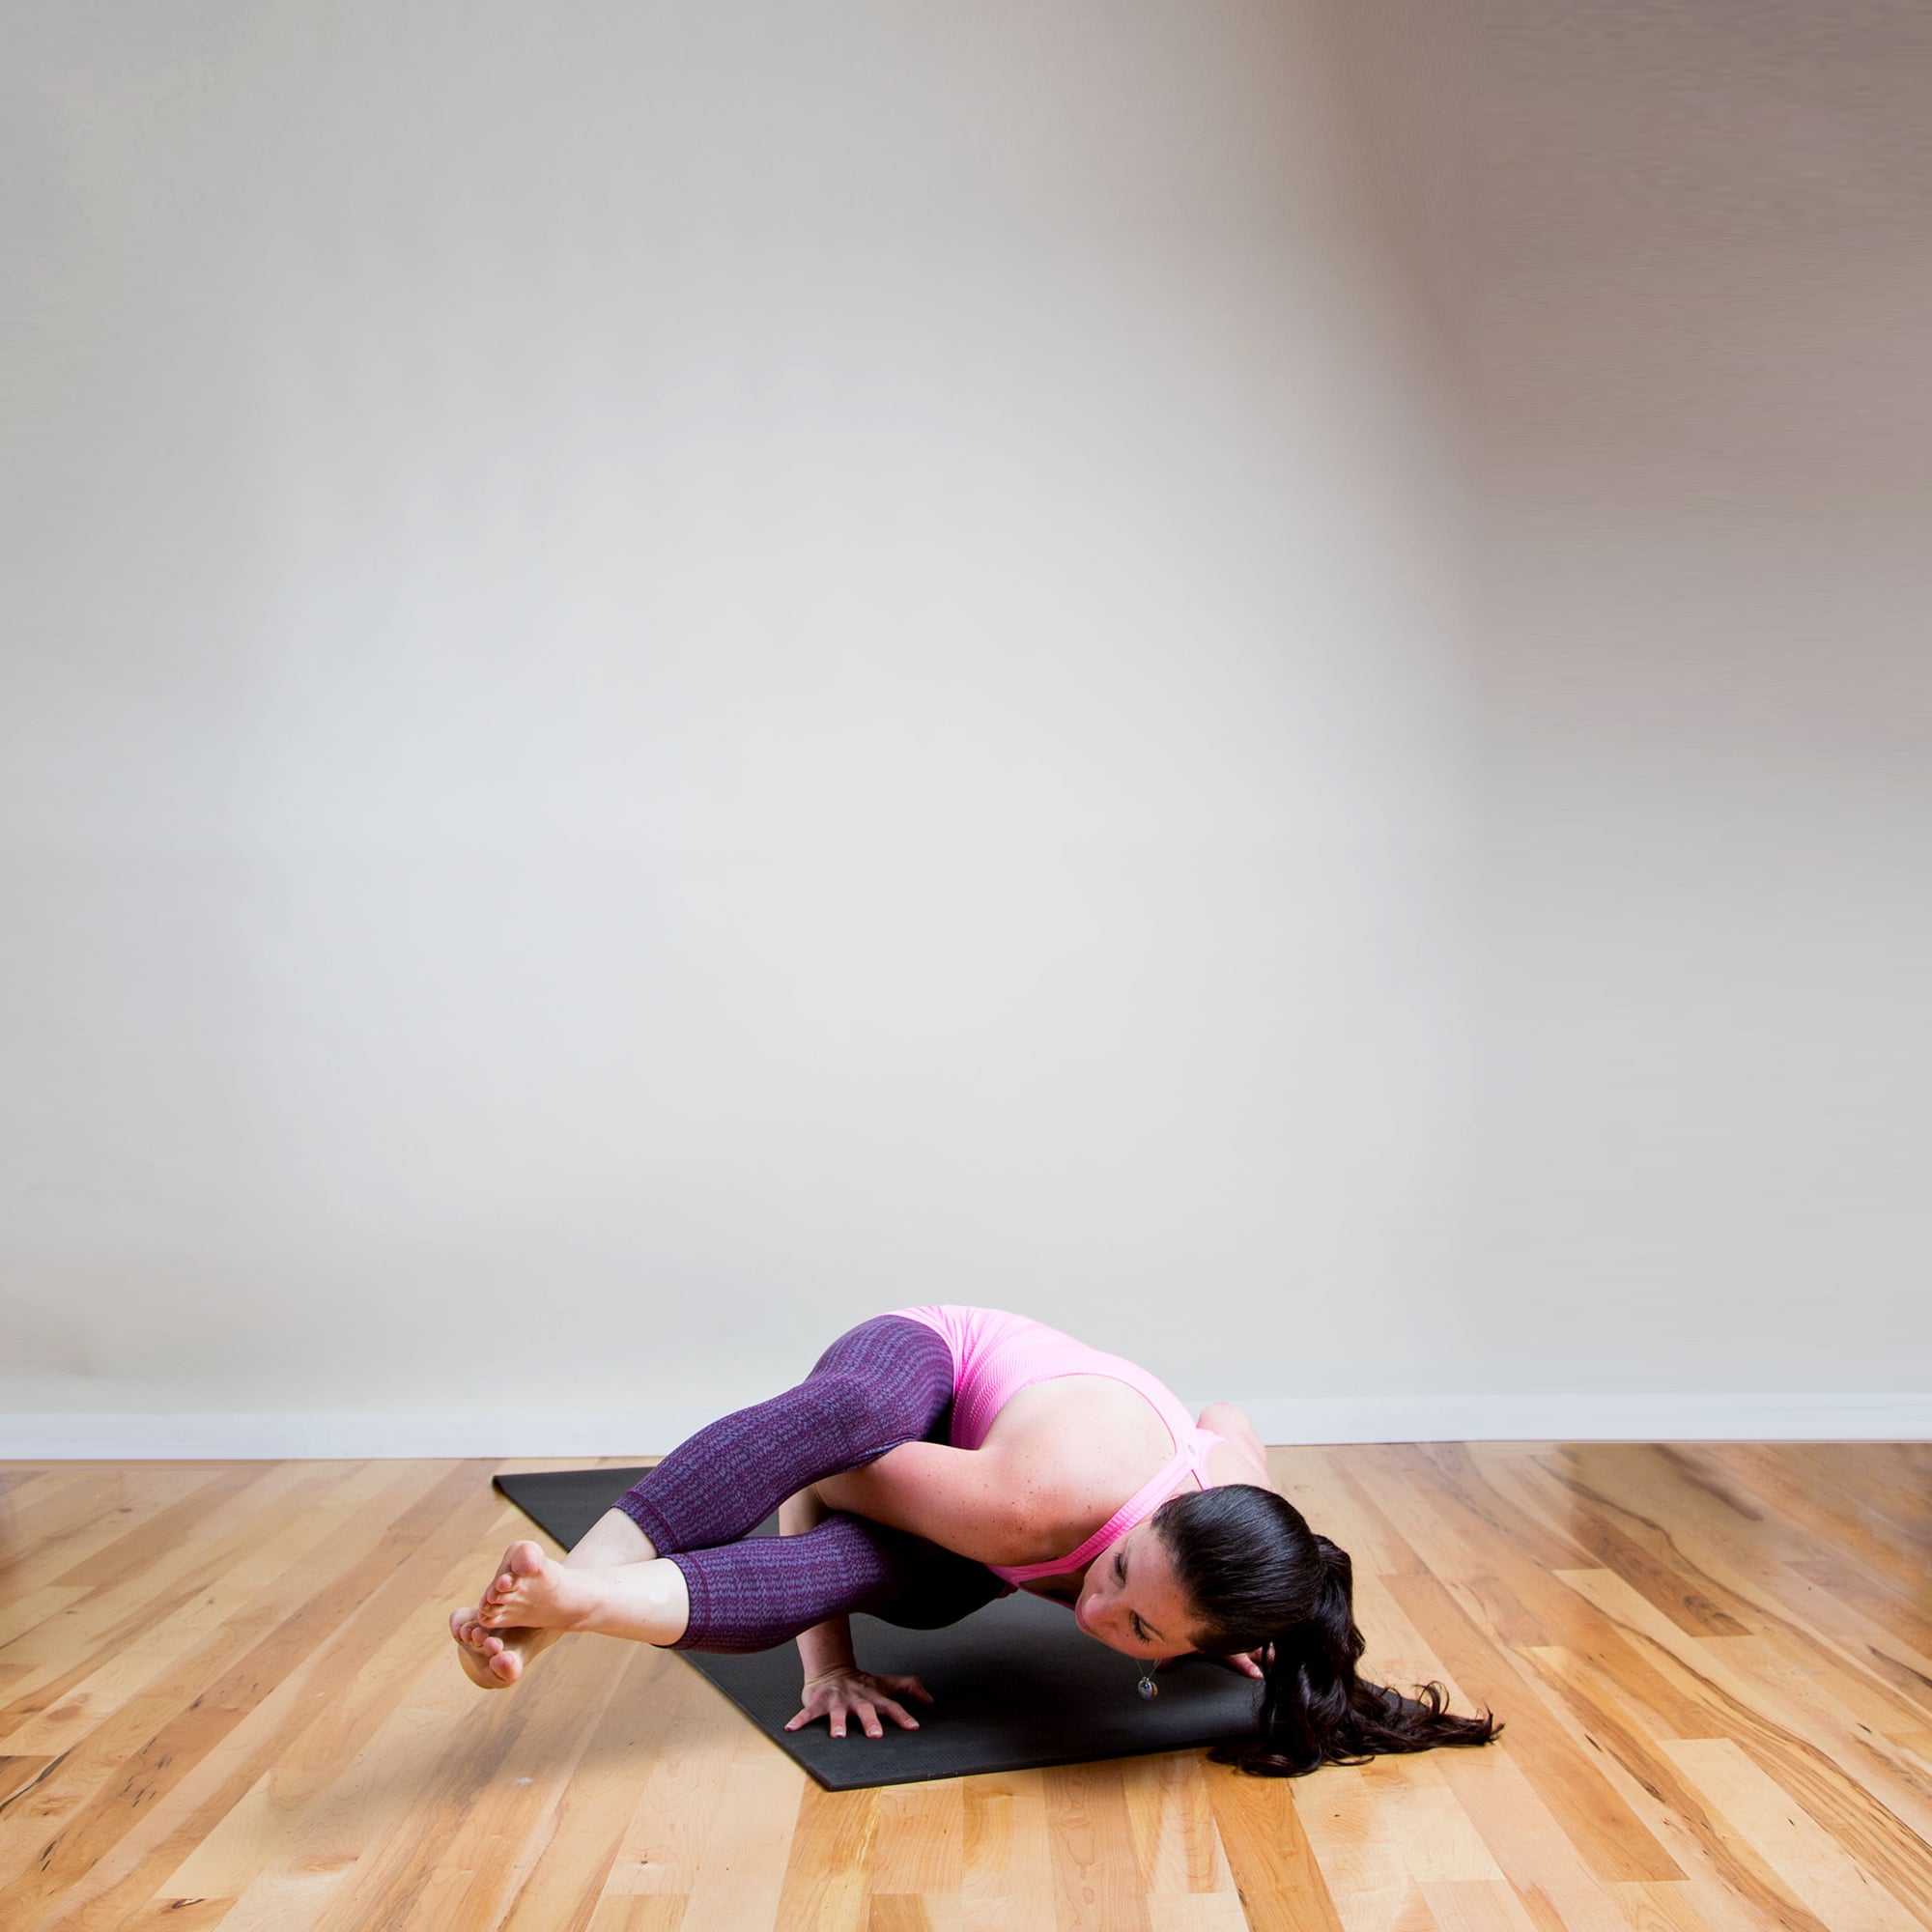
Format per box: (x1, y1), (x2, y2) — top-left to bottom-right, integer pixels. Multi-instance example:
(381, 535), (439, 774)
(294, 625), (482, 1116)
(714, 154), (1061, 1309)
(977, 1379), (1171, 1529)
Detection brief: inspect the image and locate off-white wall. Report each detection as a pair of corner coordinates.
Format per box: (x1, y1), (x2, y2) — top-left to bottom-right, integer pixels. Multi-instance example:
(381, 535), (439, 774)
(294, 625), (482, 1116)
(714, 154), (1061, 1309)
(1456, 3), (1932, 1397)
(3, 2), (1477, 1445)
(7, 3), (1927, 1453)
(1323, 1), (1932, 1399)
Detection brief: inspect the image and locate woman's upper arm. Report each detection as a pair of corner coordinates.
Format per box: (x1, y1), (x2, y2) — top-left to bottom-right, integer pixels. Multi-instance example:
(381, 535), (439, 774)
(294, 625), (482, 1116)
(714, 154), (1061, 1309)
(814, 1442), (1026, 1564)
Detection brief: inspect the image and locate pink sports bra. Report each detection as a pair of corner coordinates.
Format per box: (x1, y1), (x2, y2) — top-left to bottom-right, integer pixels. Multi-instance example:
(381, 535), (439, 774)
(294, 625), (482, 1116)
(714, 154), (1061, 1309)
(889, 1305), (1228, 1587)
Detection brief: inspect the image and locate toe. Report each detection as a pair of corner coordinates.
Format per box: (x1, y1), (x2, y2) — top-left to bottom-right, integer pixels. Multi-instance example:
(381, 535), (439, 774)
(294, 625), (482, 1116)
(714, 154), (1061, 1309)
(508, 1540), (546, 1577)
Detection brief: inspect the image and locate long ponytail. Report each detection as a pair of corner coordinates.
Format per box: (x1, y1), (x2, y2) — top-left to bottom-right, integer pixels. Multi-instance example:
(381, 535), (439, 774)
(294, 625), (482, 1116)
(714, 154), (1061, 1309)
(1154, 1489), (1503, 1779)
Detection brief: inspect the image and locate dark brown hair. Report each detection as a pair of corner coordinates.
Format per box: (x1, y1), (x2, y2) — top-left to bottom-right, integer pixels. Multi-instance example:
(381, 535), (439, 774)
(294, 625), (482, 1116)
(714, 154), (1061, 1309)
(1151, 1484), (1502, 1777)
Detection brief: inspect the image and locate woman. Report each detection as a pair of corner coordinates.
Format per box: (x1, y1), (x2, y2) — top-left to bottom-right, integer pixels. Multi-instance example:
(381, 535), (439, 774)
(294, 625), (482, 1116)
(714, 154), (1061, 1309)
(450, 1306), (1501, 1776)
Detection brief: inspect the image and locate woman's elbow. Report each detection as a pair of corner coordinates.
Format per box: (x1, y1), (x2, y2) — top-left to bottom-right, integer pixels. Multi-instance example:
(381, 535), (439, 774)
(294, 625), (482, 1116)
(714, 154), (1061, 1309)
(1198, 1401), (1252, 1436)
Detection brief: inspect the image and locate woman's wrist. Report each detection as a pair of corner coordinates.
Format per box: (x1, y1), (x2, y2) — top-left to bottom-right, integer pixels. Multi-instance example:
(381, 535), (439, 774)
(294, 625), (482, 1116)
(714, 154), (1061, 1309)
(796, 1616), (857, 1680)
(799, 1645), (857, 1679)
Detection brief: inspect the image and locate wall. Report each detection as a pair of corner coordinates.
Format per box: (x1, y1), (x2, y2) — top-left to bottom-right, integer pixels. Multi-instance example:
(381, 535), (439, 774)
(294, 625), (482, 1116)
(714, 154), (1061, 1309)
(6, 3), (1925, 1453)
(3, 3), (1476, 1451)
(1321, 0), (1932, 1410)
(1467, 3), (1931, 1401)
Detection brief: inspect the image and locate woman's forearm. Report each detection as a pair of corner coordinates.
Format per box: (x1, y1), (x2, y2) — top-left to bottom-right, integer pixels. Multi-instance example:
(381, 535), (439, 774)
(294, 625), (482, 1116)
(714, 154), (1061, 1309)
(1200, 1403), (1277, 1487)
(780, 1484), (859, 1677)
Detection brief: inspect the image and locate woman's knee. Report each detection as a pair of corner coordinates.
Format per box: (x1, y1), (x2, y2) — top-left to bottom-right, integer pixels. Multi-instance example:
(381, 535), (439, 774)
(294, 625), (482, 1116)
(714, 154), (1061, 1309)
(794, 1322), (953, 1462)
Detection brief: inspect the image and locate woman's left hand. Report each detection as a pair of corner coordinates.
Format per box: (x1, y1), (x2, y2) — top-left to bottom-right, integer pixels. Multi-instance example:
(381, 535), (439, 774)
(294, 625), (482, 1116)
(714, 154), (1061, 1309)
(1156, 1647), (1267, 1680)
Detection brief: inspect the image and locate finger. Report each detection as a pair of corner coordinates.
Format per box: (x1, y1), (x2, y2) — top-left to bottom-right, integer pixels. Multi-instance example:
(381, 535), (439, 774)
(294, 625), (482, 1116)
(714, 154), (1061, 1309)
(829, 1713), (847, 1738)
(875, 1697), (920, 1730)
(895, 1677), (935, 1704)
(856, 1700), (884, 1739)
(784, 1710), (809, 1731)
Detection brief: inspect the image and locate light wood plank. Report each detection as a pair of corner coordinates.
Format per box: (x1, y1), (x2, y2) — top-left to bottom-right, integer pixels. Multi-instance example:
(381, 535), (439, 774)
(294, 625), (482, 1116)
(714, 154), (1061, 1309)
(1290, 1762), (1438, 1932)
(1539, 1574), (1932, 1918)
(1383, 1571), (1682, 1886)
(1122, 1749), (1236, 1896)
(1146, 1896), (1257, 1931)
(775, 1782), (878, 1932)
(587, 1901), (687, 1932)
(1364, 1754), (1504, 1884)
(1660, 1739), (1924, 1932)
(1415, 1879), (1544, 1931)
(677, 1741), (800, 1929)
(1045, 1760), (1156, 1931)
(8, 1462), (505, 1932)
(868, 1899), (963, 1932)
(597, 1662), (744, 1895)
(6, 1441), (1931, 1932)
(1206, 1766), (1347, 1931)
(959, 1771), (1056, 1932)
(1434, 1740), (1630, 1931)
(871, 1779), (963, 1894)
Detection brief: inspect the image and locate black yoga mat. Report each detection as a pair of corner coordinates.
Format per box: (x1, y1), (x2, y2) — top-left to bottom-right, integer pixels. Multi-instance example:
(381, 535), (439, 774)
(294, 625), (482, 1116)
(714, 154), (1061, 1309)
(492, 1465), (1263, 1790)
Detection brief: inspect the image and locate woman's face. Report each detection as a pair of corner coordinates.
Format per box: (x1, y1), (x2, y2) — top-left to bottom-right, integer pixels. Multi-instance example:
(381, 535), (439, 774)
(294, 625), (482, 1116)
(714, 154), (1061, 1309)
(1072, 1523), (1199, 1661)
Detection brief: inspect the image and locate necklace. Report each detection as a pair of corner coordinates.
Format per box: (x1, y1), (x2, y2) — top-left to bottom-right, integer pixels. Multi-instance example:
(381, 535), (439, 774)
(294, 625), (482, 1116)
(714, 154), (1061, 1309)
(1137, 1672), (1158, 1699)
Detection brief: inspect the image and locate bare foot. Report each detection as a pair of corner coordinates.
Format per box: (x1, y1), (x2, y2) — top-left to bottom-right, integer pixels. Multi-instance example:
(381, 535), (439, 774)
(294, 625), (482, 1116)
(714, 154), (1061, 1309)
(476, 1539), (603, 1634)
(450, 1540), (575, 1689)
(449, 1605), (558, 1689)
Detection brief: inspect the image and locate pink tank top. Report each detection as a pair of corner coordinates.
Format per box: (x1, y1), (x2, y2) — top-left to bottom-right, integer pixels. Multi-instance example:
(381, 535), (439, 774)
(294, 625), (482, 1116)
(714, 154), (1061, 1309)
(889, 1305), (1228, 1587)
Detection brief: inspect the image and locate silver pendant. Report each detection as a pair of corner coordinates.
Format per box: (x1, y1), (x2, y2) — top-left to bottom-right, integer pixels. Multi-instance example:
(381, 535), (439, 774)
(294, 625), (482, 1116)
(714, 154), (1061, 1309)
(1137, 1673), (1158, 1699)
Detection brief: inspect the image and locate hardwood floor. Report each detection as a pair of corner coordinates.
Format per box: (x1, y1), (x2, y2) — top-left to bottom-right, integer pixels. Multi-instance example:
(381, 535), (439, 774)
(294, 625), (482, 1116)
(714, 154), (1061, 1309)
(2, 1441), (1928, 1930)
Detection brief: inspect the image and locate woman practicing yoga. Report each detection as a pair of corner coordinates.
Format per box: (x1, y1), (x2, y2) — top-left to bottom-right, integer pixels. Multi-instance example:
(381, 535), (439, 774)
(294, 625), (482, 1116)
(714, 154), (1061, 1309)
(450, 1305), (1501, 1776)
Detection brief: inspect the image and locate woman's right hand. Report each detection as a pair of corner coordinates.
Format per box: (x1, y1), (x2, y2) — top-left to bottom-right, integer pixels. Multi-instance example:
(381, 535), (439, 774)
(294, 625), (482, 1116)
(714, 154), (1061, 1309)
(785, 1666), (933, 1740)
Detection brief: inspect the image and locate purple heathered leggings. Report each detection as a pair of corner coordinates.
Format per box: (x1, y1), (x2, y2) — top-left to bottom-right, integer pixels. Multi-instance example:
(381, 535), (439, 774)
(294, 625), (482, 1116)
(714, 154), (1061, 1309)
(611, 1314), (1006, 1653)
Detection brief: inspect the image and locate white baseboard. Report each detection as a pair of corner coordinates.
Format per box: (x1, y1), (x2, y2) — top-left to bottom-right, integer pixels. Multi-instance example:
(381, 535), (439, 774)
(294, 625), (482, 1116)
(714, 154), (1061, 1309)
(2, 1392), (1928, 1461)
(1235, 1391), (1932, 1446)
(0, 1409), (725, 1462)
